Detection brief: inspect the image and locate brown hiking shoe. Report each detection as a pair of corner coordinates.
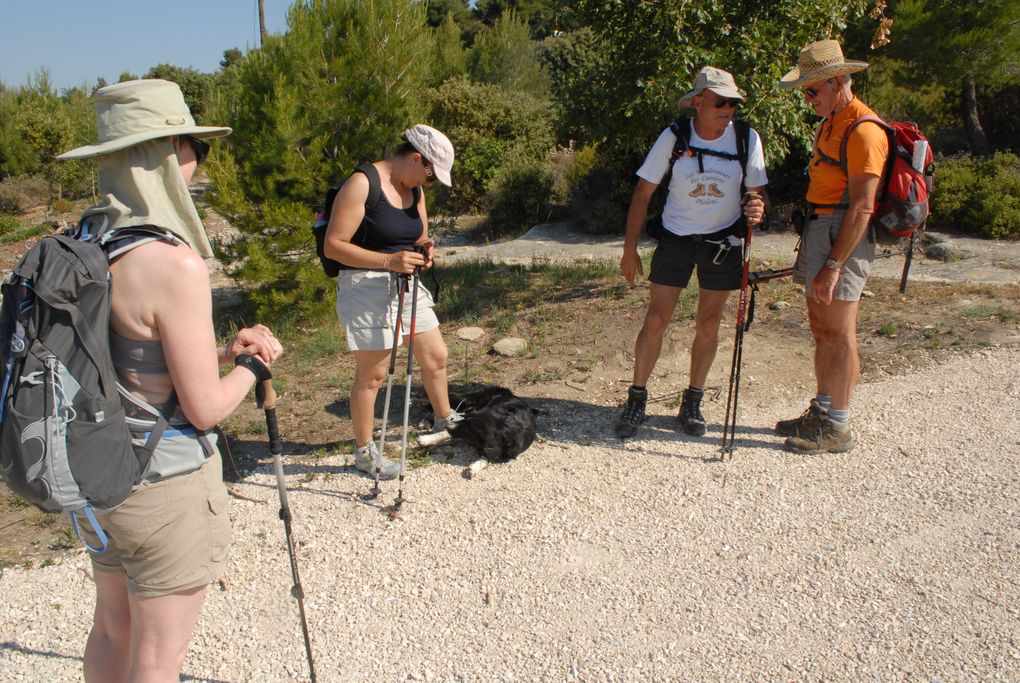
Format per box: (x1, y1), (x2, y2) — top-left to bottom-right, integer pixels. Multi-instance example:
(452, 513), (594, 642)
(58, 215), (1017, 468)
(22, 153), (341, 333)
(784, 416), (854, 454)
(774, 399), (825, 437)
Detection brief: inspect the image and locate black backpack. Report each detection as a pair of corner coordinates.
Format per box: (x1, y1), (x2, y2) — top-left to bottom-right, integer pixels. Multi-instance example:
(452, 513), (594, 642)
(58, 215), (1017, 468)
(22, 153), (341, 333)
(645, 118), (752, 240)
(312, 162), (383, 277)
(0, 221), (194, 551)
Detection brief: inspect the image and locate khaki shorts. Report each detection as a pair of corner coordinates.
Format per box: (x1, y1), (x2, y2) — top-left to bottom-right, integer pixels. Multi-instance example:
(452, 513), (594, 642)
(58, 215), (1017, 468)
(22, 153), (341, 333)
(83, 451), (230, 597)
(337, 270), (439, 351)
(794, 211), (876, 301)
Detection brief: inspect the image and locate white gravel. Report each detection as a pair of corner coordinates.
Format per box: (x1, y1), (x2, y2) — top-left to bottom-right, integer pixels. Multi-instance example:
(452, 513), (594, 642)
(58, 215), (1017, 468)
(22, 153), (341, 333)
(1, 347), (1019, 682)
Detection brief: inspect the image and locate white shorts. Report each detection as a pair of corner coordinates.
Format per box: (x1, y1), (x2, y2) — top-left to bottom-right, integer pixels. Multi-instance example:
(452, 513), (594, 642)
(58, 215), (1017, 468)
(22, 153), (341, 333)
(337, 270), (439, 351)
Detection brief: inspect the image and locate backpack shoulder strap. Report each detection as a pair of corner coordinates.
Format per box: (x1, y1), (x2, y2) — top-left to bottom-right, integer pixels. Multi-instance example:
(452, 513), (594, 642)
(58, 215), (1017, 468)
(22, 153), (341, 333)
(839, 115), (893, 169)
(354, 162), (383, 211)
(733, 119), (751, 193)
(99, 225), (183, 260)
(668, 118), (691, 165)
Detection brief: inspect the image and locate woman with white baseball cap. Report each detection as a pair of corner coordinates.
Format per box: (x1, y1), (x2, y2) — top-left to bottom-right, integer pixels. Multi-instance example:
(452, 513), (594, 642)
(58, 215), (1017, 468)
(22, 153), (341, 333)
(59, 79), (283, 682)
(322, 124), (461, 480)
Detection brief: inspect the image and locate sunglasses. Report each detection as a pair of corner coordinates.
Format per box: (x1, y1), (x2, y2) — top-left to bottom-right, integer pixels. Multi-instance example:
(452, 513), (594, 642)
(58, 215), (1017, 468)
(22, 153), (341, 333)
(181, 135), (210, 165)
(712, 97), (740, 109)
(803, 79), (833, 99)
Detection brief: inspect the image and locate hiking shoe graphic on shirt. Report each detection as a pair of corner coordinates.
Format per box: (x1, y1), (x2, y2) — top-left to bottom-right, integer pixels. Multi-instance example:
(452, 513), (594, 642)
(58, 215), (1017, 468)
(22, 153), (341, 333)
(775, 399), (826, 437)
(707, 183), (724, 197)
(784, 416), (854, 454)
(678, 388), (707, 436)
(354, 442), (400, 480)
(614, 387), (648, 439)
(689, 183), (706, 198)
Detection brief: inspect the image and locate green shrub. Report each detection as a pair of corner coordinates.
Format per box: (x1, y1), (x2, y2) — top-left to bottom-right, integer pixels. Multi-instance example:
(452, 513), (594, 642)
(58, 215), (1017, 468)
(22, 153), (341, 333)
(568, 165), (632, 235)
(0, 214), (20, 236)
(0, 175), (49, 212)
(486, 153), (554, 238)
(51, 198), (75, 214)
(932, 153), (1020, 239)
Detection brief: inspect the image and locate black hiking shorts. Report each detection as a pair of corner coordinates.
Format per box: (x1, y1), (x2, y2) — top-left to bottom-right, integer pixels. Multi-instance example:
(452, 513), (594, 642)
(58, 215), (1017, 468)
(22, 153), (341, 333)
(649, 231), (742, 291)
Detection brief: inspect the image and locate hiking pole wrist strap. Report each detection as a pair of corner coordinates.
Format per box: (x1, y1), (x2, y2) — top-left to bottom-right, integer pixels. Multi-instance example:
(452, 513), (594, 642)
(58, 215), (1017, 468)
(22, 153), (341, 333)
(235, 353), (273, 406)
(235, 353), (272, 382)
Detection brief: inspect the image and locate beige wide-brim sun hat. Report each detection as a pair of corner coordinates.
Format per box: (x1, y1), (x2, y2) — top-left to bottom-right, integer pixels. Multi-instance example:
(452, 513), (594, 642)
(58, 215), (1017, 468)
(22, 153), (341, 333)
(779, 39), (869, 89)
(57, 79), (231, 160)
(678, 66), (745, 110)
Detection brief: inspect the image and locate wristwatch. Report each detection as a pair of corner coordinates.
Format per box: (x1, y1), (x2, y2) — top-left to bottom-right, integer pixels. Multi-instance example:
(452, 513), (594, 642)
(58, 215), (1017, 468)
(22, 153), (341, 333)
(824, 257), (841, 270)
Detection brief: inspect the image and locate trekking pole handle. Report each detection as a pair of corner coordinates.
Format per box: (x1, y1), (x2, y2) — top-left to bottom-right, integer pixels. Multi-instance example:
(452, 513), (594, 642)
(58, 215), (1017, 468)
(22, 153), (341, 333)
(261, 380), (283, 456)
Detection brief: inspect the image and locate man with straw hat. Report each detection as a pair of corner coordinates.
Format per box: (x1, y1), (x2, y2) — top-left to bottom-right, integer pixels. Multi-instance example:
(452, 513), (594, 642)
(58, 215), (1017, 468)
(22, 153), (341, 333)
(616, 66), (769, 440)
(58, 79), (283, 681)
(775, 39), (889, 454)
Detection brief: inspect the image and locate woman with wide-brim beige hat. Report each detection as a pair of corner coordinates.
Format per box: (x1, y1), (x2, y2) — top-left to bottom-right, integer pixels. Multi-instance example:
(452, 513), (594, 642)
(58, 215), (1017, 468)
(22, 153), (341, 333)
(59, 79), (283, 682)
(778, 39), (869, 90)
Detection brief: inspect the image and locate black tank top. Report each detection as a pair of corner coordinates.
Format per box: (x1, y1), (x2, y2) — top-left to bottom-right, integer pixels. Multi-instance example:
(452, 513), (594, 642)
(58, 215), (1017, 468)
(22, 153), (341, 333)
(360, 185), (422, 255)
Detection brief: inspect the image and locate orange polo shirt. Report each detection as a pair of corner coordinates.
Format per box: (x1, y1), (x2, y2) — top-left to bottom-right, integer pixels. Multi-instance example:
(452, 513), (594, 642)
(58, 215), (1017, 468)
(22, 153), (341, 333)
(807, 97), (889, 213)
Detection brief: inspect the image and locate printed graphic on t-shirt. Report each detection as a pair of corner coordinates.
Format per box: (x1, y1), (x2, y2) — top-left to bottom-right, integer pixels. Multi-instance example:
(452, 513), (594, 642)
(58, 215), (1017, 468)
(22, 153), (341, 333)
(684, 167), (734, 206)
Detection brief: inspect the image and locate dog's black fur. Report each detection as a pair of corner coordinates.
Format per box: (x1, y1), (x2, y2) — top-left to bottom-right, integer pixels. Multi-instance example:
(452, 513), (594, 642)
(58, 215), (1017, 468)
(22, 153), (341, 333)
(445, 385), (536, 463)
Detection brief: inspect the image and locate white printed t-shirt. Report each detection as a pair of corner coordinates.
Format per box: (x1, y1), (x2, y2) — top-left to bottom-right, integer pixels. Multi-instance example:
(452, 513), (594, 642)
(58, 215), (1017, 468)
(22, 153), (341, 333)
(636, 120), (768, 237)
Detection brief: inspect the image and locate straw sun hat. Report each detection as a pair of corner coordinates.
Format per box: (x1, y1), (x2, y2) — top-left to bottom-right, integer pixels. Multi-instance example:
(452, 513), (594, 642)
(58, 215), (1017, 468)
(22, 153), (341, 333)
(57, 79), (231, 160)
(779, 39), (868, 89)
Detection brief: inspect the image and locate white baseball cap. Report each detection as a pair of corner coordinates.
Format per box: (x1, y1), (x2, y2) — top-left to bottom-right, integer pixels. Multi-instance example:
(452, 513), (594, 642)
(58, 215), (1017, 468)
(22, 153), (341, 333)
(402, 124), (455, 187)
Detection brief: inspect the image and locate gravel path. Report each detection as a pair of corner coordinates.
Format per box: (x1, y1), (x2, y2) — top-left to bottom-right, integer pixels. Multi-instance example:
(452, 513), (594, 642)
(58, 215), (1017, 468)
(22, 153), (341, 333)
(2, 346), (1018, 681)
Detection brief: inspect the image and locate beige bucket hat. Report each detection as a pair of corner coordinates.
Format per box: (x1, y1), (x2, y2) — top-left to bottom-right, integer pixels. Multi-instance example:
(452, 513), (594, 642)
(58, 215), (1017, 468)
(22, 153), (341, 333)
(402, 124), (455, 186)
(779, 39), (868, 89)
(678, 66), (745, 110)
(57, 79), (231, 160)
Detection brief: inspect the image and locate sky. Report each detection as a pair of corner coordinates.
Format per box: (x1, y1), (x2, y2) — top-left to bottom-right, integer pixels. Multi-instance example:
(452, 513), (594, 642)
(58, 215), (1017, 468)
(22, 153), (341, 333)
(0, 1), (292, 91)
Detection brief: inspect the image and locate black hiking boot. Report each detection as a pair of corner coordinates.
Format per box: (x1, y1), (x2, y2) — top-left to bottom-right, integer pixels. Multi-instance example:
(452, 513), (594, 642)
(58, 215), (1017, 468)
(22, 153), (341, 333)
(678, 388), (707, 436)
(614, 387), (648, 439)
(775, 399), (826, 437)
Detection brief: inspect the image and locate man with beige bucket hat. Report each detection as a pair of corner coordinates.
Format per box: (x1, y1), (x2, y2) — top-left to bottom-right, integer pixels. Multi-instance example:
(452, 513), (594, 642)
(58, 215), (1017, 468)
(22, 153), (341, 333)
(616, 66), (769, 440)
(775, 39), (889, 454)
(57, 79), (283, 681)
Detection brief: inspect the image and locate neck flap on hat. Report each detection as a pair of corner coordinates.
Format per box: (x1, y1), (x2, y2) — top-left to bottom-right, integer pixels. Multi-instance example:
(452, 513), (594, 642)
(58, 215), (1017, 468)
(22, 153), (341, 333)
(81, 138), (213, 258)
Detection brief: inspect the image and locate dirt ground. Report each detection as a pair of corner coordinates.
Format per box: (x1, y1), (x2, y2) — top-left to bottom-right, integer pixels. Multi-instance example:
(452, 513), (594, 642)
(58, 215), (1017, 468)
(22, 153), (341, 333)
(1, 193), (1018, 570)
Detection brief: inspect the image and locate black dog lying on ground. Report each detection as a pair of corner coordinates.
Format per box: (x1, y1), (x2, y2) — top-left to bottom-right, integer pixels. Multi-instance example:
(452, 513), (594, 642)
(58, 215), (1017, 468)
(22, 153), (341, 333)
(419, 385), (536, 463)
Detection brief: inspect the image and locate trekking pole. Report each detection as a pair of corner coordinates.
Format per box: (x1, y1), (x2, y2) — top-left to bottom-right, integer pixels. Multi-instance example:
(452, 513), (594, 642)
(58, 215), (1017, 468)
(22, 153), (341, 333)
(259, 378), (318, 683)
(720, 192), (760, 461)
(368, 273), (409, 500)
(393, 269), (421, 514)
(899, 227), (919, 294)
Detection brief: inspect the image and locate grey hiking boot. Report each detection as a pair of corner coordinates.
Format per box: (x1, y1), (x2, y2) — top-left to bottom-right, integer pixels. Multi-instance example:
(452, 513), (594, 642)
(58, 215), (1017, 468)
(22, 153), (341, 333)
(614, 387), (648, 439)
(433, 408), (464, 433)
(354, 442), (400, 480)
(784, 416), (854, 454)
(678, 388), (707, 436)
(775, 399), (826, 437)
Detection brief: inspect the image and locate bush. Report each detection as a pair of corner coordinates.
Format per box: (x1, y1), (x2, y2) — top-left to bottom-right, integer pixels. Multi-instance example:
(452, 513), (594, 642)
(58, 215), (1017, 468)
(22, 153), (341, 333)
(568, 164), (632, 235)
(0, 213), (20, 236)
(0, 175), (49, 212)
(485, 153), (554, 238)
(932, 153), (1020, 239)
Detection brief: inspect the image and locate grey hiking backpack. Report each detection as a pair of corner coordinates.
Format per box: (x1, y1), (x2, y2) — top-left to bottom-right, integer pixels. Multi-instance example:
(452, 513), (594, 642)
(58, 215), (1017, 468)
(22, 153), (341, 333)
(0, 220), (199, 551)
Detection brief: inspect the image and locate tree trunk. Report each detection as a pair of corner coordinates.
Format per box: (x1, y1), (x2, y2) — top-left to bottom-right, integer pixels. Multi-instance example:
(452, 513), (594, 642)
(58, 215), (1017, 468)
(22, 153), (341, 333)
(258, 0), (268, 47)
(961, 76), (993, 156)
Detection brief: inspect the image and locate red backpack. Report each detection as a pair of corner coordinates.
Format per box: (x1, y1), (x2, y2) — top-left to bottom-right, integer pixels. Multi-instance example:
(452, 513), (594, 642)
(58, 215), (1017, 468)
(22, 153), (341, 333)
(815, 117), (934, 244)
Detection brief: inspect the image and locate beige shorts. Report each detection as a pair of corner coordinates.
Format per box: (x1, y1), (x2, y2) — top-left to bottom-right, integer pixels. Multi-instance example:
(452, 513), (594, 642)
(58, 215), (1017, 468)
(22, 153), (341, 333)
(337, 270), (439, 351)
(83, 451), (230, 597)
(794, 211), (876, 301)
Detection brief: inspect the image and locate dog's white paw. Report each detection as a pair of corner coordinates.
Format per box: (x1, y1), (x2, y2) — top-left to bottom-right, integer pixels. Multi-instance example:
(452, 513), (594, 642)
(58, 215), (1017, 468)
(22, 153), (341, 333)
(463, 458), (488, 479)
(418, 430), (453, 448)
